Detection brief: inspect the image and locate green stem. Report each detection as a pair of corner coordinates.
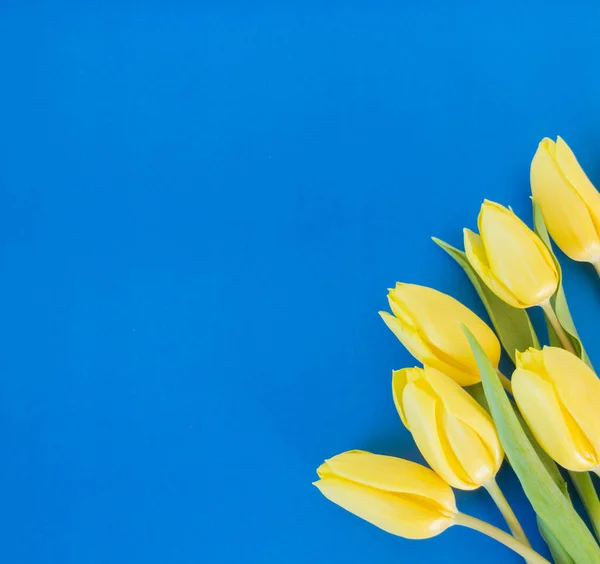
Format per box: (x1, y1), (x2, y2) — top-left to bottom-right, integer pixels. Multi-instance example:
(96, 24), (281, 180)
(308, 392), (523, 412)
(485, 478), (531, 548)
(455, 513), (550, 563)
(571, 471), (600, 541)
(540, 300), (575, 354)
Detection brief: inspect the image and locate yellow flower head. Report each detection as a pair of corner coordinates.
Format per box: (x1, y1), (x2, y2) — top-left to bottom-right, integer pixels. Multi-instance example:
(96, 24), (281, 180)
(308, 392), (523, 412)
(513, 346), (600, 472)
(314, 450), (457, 539)
(393, 366), (503, 489)
(379, 283), (500, 386)
(464, 200), (558, 308)
(531, 136), (600, 263)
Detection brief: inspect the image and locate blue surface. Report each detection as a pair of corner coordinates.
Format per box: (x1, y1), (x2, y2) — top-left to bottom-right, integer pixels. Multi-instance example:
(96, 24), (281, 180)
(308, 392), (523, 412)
(2, 1), (600, 562)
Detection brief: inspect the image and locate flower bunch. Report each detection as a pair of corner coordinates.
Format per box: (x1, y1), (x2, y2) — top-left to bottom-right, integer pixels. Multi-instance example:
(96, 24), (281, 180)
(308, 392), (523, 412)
(314, 137), (600, 563)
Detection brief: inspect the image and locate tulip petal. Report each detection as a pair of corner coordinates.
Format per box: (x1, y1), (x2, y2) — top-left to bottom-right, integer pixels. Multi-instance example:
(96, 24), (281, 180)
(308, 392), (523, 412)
(321, 450), (457, 513)
(463, 228), (523, 308)
(423, 366), (503, 471)
(512, 368), (596, 471)
(402, 383), (474, 489)
(531, 139), (600, 262)
(556, 136), (600, 234)
(443, 412), (497, 485)
(515, 347), (545, 374)
(379, 311), (476, 386)
(314, 476), (455, 539)
(392, 368), (412, 428)
(390, 284), (500, 379)
(540, 347), (600, 463)
(379, 311), (431, 361)
(478, 201), (558, 307)
(387, 287), (417, 327)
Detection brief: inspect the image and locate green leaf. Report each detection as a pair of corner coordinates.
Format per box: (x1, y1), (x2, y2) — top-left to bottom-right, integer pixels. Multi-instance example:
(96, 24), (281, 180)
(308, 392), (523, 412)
(433, 237), (539, 362)
(463, 327), (600, 563)
(538, 518), (576, 564)
(532, 200), (592, 368)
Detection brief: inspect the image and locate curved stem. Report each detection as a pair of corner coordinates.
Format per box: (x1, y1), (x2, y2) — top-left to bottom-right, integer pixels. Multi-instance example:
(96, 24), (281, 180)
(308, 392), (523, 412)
(571, 470), (600, 540)
(540, 300), (575, 354)
(485, 478), (530, 547)
(455, 513), (550, 563)
(497, 370), (513, 395)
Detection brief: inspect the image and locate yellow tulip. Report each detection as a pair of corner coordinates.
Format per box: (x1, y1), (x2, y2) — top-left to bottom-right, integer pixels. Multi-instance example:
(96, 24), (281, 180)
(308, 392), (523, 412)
(464, 200), (558, 308)
(379, 283), (500, 386)
(392, 366), (503, 490)
(313, 450), (457, 539)
(314, 451), (550, 562)
(513, 346), (600, 472)
(531, 137), (600, 266)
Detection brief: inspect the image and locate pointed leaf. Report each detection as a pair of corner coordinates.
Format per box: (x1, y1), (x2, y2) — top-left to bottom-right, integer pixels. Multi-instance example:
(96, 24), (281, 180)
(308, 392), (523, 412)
(538, 518), (576, 564)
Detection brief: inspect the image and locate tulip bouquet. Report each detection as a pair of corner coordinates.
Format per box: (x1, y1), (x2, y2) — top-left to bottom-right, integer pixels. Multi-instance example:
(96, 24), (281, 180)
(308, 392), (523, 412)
(314, 137), (600, 563)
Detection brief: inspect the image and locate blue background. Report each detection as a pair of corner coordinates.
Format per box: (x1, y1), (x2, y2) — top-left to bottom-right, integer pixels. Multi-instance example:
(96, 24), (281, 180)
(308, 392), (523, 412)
(2, 1), (600, 562)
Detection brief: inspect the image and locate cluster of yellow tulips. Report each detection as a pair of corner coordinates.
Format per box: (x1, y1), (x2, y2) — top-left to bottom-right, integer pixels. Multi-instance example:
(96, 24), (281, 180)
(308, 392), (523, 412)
(314, 137), (600, 564)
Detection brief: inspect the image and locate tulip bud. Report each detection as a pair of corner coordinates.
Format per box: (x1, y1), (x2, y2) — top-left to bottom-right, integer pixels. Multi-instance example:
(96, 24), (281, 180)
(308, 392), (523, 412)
(513, 346), (600, 472)
(393, 366), (503, 489)
(314, 450), (457, 539)
(531, 137), (600, 264)
(379, 283), (500, 386)
(464, 200), (558, 308)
